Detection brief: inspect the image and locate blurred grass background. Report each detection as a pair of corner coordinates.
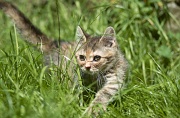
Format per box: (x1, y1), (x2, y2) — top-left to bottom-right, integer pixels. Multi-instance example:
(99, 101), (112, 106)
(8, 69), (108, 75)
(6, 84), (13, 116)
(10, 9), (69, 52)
(0, 0), (180, 117)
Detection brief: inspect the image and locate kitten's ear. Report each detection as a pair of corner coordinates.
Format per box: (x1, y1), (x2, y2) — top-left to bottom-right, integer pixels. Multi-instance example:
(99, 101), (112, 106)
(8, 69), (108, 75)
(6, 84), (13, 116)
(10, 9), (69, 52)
(100, 26), (117, 47)
(76, 26), (86, 43)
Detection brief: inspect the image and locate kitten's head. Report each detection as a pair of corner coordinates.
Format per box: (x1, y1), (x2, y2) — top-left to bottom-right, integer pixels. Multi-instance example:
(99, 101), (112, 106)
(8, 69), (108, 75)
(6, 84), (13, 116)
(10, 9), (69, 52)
(75, 26), (118, 74)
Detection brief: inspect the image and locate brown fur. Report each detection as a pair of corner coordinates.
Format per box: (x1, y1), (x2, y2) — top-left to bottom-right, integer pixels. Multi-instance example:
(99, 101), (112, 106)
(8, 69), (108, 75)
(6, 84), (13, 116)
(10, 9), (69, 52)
(0, 1), (128, 116)
(76, 26), (127, 115)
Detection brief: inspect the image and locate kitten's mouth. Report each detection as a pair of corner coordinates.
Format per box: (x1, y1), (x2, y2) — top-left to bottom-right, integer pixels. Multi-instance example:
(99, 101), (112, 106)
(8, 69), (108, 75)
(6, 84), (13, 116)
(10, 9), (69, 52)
(82, 69), (99, 75)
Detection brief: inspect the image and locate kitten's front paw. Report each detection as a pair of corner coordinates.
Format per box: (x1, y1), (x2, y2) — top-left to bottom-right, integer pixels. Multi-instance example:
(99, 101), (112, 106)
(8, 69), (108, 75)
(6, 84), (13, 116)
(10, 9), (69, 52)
(83, 104), (106, 117)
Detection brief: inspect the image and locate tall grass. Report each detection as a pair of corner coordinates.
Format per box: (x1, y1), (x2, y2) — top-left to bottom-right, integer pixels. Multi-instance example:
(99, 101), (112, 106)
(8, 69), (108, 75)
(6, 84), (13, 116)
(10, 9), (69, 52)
(0, 0), (179, 117)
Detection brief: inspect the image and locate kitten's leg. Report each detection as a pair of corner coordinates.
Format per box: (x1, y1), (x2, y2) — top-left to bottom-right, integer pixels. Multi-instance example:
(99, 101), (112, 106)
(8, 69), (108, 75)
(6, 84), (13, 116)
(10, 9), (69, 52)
(84, 73), (125, 116)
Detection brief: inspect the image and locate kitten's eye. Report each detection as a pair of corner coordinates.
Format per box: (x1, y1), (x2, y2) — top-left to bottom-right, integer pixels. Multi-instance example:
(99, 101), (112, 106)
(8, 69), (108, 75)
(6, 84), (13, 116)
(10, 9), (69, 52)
(93, 55), (101, 61)
(79, 55), (86, 61)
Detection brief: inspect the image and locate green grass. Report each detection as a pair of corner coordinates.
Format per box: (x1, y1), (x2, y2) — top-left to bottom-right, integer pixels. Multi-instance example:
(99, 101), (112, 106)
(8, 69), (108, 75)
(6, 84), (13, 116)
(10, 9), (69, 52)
(0, 0), (180, 117)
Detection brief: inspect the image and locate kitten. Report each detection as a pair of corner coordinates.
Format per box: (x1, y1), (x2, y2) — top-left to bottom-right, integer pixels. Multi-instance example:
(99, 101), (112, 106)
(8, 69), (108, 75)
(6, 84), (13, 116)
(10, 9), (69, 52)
(0, 1), (128, 116)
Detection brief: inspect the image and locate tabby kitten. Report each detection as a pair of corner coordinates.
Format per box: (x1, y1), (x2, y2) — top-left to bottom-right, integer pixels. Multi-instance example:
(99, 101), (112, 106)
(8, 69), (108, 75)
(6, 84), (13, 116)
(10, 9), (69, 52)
(0, 1), (128, 116)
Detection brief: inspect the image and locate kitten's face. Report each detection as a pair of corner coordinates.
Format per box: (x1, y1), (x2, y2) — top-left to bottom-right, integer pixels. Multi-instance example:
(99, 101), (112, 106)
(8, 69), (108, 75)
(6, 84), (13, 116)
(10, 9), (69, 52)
(75, 26), (117, 74)
(76, 43), (116, 74)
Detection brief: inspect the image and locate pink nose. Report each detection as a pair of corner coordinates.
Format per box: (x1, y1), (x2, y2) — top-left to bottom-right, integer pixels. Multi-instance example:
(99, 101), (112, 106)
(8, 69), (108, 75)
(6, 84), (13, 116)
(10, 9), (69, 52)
(85, 63), (91, 70)
(85, 66), (91, 70)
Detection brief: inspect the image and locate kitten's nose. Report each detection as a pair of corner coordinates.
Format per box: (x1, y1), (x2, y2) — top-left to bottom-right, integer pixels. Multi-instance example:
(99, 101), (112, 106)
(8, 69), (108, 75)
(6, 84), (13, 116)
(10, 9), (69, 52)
(85, 63), (91, 71)
(85, 66), (91, 70)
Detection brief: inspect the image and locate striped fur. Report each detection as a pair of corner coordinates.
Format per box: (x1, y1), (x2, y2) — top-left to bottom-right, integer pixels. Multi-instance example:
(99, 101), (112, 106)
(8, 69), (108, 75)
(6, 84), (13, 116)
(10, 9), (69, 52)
(76, 27), (127, 115)
(0, 1), (128, 116)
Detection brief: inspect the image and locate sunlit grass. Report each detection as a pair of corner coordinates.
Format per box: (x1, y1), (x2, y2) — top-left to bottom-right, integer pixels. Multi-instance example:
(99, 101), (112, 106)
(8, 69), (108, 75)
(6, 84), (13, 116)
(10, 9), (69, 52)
(0, 0), (179, 117)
